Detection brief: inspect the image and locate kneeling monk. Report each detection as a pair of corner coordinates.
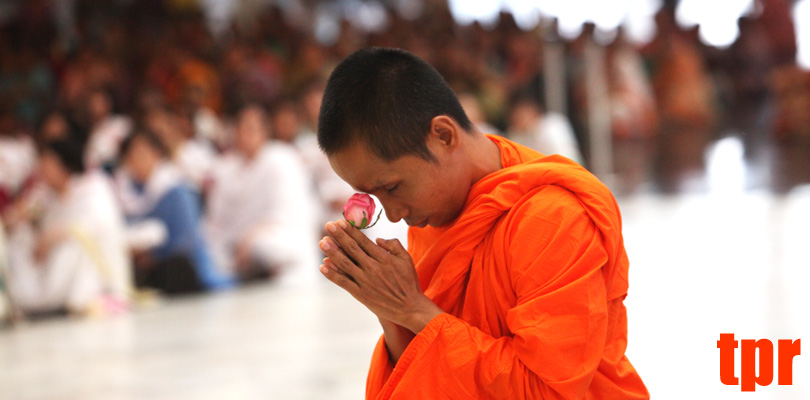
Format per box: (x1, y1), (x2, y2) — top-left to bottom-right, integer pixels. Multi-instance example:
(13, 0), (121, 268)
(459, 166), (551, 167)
(316, 48), (649, 399)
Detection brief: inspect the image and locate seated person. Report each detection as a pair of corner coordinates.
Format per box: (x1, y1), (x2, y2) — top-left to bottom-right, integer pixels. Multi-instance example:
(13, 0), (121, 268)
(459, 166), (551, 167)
(205, 105), (318, 284)
(0, 127), (36, 212)
(84, 89), (133, 172)
(4, 138), (131, 317)
(114, 128), (233, 294)
(144, 108), (218, 192)
(506, 95), (584, 165)
(1, 215), (13, 323)
(294, 89), (357, 232)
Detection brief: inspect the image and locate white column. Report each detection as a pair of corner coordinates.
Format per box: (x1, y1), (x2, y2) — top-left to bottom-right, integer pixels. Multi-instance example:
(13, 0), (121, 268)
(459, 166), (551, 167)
(584, 36), (614, 184)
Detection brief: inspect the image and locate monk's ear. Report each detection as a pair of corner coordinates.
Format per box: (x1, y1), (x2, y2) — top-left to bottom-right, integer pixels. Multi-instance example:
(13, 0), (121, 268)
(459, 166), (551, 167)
(428, 116), (460, 151)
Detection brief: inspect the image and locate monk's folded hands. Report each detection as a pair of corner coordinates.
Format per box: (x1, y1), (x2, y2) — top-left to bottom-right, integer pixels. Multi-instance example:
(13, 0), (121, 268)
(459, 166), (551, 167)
(319, 220), (443, 334)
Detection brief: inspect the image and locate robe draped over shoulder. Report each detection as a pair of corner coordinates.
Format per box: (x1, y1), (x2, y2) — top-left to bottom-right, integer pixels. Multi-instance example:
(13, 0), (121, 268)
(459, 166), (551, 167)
(366, 134), (648, 399)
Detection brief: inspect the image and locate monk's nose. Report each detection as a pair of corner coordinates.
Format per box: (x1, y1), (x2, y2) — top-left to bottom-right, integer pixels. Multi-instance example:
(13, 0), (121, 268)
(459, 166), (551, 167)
(382, 202), (408, 223)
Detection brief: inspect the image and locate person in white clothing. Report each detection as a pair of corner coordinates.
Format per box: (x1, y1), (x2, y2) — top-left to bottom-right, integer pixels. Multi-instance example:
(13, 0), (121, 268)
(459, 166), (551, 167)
(206, 105), (318, 283)
(273, 96), (355, 234)
(4, 138), (131, 317)
(506, 96), (584, 165)
(0, 130), (37, 210)
(84, 89), (132, 171)
(144, 108), (217, 191)
(0, 215), (12, 323)
(458, 92), (502, 136)
(114, 128), (233, 293)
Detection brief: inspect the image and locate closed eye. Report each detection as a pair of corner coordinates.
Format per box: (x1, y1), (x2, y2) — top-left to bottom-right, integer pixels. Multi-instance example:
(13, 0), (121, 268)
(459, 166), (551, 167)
(386, 184), (399, 194)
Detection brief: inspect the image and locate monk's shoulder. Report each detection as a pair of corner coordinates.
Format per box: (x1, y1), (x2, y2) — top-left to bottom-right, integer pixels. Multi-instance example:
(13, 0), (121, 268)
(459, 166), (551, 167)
(498, 184), (597, 258)
(496, 184), (604, 286)
(505, 184), (591, 232)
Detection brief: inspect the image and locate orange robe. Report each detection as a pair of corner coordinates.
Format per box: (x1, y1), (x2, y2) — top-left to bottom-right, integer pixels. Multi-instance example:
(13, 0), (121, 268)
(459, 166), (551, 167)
(366, 135), (648, 399)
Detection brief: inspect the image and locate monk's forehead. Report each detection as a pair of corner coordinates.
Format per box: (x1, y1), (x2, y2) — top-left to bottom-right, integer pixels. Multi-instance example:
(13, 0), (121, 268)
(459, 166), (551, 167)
(328, 143), (398, 192)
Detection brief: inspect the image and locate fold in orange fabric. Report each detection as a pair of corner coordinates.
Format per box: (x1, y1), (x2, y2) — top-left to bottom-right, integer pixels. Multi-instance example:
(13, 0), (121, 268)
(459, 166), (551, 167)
(366, 134), (649, 399)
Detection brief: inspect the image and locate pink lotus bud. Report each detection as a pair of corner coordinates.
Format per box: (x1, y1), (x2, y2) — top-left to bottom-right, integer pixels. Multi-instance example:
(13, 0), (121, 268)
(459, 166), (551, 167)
(343, 193), (379, 229)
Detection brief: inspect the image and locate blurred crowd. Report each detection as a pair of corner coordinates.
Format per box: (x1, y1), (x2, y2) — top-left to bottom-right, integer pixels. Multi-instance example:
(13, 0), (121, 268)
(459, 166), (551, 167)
(0, 0), (806, 322)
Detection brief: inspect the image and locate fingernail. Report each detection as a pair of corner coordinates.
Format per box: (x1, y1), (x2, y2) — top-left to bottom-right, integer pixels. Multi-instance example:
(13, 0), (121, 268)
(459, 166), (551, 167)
(326, 222), (337, 233)
(337, 220), (348, 229)
(319, 238), (330, 250)
(319, 264), (329, 274)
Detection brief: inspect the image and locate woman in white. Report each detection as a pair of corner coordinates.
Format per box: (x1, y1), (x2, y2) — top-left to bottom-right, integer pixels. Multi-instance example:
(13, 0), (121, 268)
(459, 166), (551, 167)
(84, 89), (132, 171)
(506, 96), (584, 165)
(0, 215), (11, 322)
(206, 105), (318, 284)
(274, 97), (354, 230)
(4, 138), (131, 316)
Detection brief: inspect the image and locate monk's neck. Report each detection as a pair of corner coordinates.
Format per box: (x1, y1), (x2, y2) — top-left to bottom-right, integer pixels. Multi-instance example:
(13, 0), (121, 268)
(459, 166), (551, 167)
(465, 132), (503, 185)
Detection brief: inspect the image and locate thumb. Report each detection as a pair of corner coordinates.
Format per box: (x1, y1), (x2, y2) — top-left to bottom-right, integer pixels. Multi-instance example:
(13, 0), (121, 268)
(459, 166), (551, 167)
(376, 238), (406, 256)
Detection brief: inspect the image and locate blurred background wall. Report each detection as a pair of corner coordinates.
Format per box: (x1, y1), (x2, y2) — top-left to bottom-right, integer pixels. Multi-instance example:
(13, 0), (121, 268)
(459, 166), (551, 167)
(0, 0), (808, 194)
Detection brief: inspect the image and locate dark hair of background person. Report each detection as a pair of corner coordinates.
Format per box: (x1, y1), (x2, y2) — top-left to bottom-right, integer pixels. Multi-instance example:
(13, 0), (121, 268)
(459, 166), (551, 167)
(317, 47), (473, 163)
(43, 137), (86, 175)
(118, 126), (171, 160)
(35, 110), (90, 145)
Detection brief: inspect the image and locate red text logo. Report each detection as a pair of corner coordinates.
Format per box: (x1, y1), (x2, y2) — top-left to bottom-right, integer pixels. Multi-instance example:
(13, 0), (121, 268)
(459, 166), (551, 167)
(717, 333), (801, 392)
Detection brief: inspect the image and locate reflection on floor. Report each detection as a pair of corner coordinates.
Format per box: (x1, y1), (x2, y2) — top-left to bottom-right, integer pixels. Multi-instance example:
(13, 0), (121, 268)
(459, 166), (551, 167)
(1, 129), (809, 399)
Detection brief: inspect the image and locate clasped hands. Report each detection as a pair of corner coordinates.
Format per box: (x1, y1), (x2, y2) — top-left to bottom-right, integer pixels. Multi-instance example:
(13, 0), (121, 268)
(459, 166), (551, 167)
(319, 219), (442, 334)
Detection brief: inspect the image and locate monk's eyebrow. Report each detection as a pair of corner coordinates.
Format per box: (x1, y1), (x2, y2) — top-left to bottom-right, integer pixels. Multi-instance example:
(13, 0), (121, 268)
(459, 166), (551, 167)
(359, 185), (381, 194)
(351, 184), (374, 193)
(359, 181), (393, 193)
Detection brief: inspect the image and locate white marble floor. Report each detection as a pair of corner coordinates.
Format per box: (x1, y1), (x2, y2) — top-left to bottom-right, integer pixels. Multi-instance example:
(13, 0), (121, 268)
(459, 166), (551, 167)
(621, 187), (810, 400)
(0, 281), (381, 400)
(1, 187), (809, 399)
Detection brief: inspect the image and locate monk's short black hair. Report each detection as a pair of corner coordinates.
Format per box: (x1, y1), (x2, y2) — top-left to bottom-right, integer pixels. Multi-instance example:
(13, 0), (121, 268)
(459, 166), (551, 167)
(317, 47), (472, 162)
(44, 138), (86, 175)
